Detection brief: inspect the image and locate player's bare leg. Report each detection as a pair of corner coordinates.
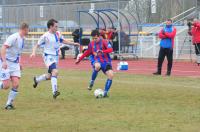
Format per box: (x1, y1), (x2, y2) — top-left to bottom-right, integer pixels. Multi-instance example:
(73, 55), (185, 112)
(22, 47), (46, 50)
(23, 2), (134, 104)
(0, 79), (10, 90)
(5, 77), (19, 110)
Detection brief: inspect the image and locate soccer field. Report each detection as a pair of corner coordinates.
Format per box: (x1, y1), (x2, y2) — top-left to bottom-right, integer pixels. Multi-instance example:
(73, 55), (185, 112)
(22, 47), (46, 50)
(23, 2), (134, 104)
(0, 68), (200, 132)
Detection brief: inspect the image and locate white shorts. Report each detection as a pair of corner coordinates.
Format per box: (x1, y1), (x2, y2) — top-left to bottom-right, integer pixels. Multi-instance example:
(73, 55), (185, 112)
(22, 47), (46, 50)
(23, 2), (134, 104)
(0, 60), (21, 81)
(43, 54), (59, 68)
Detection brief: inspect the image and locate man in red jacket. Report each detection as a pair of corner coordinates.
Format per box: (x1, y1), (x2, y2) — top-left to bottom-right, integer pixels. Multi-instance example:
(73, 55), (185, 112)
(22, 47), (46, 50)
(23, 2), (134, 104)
(188, 20), (200, 64)
(153, 19), (176, 76)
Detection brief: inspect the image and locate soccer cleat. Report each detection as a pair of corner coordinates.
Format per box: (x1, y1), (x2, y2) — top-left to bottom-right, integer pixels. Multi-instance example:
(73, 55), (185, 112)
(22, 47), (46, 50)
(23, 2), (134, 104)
(153, 71), (161, 75)
(103, 92), (109, 98)
(165, 72), (171, 76)
(103, 95), (109, 98)
(33, 77), (38, 88)
(5, 104), (15, 110)
(53, 91), (60, 99)
(87, 82), (94, 91)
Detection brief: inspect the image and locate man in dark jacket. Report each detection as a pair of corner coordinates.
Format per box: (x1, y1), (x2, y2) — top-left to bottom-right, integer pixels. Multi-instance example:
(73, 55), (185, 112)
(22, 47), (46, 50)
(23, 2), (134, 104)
(72, 28), (82, 59)
(153, 19), (176, 76)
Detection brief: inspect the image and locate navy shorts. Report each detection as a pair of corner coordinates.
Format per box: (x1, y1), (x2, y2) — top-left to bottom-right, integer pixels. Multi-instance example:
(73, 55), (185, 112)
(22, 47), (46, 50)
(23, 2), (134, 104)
(92, 61), (112, 73)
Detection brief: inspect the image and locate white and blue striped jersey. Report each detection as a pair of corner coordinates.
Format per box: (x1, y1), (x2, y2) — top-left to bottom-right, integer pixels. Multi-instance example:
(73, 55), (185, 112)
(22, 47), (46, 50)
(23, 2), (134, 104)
(4, 32), (24, 63)
(38, 31), (64, 56)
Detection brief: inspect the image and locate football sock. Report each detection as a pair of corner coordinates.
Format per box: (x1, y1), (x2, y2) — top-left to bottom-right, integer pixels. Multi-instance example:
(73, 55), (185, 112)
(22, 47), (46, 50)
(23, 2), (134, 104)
(104, 79), (112, 96)
(6, 88), (18, 106)
(51, 76), (58, 94)
(91, 70), (98, 84)
(36, 74), (47, 83)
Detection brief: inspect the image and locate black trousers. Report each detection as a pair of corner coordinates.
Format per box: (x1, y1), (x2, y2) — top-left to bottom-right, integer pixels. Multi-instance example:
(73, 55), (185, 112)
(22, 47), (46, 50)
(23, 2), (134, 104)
(60, 46), (70, 59)
(157, 47), (173, 73)
(194, 44), (200, 55)
(74, 46), (79, 58)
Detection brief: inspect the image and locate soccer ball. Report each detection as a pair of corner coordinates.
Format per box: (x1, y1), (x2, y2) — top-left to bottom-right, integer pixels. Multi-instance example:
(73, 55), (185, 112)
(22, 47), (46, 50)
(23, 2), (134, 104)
(94, 89), (104, 98)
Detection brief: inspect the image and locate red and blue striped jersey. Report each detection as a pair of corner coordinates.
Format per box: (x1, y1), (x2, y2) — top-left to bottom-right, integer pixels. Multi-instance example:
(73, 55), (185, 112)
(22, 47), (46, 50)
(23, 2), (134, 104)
(79, 38), (113, 63)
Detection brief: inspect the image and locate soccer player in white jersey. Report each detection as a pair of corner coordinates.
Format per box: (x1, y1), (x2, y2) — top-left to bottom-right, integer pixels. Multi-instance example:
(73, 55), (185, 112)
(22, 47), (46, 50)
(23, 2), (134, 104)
(30, 19), (79, 99)
(0, 23), (29, 110)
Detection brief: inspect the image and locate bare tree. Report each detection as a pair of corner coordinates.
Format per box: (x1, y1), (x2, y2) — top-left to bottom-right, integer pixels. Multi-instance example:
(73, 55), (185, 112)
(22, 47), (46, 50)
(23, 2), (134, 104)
(124, 0), (196, 23)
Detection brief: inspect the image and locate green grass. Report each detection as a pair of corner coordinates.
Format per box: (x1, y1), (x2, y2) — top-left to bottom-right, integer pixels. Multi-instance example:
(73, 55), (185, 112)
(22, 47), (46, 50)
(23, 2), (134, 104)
(0, 68), (200, 132)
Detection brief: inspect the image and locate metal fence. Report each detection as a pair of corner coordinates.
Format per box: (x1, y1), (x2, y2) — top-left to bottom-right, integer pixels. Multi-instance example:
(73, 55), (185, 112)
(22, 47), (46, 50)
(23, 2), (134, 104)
(134, 34), (196, 61)
(0, 1), (138, 55)
(0, 1), (198, 60)
(20, 33), (196, 60)
(0, 1), (134, 31)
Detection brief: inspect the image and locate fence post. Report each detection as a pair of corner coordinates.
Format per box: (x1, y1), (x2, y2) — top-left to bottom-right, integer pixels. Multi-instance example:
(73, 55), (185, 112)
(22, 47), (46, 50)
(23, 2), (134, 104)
(175, 36), (179, 60)
(32, 35), (34, 52)
(139, 36), (143, 58)
(153, 36), (156, 58)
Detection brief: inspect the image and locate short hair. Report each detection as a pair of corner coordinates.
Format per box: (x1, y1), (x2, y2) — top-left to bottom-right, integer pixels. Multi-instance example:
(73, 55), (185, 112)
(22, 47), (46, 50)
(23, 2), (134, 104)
(91, 29), (100, 37)
(47, 19), (58, 29)
(20, 22), (29, 29)
(167, 19), (173, 23)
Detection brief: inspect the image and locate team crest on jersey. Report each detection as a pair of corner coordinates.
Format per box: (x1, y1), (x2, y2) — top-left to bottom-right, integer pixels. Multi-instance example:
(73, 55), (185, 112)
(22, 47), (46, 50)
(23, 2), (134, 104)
(1, 73), (6, 78)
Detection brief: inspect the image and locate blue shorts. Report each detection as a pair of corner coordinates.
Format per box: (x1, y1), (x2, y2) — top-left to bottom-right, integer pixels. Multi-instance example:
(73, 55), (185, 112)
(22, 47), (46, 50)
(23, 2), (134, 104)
(91, 61), (112, 73)
(48, 63), (57, 74)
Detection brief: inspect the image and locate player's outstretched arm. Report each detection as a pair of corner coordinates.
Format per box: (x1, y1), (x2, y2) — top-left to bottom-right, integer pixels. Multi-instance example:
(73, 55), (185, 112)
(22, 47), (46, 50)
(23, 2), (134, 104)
(62, 39), (80, 46)
(75, 49), (91, 64)
(102, 48), (113, 54)
(30, 44), (39, 58)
